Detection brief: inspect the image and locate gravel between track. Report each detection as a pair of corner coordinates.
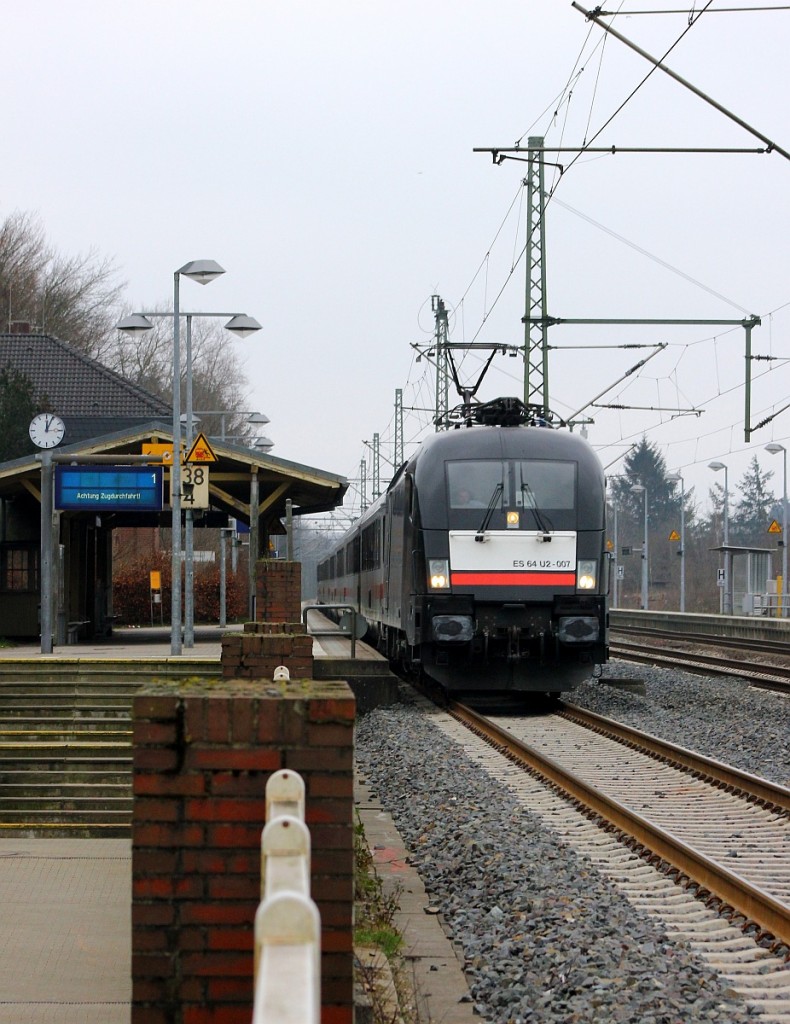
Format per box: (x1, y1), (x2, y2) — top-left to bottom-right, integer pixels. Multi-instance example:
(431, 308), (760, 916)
(354, 662), (786, 1023)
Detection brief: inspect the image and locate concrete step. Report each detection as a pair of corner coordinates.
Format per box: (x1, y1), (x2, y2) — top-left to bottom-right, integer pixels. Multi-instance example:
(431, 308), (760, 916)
(0, 747), (132, 766)
(0, 660), (220, 682)
(0, 720), (131, 737)
(0, 697), (135, 710)
(0, 821), (131, 838)
(0, 794), (132, 812)
(0, 780), (130, 798)
(0, 770), (129, 782)
(0, 681), (143, 695)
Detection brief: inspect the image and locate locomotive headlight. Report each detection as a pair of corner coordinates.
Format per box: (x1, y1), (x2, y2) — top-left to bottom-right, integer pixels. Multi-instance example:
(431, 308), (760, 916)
(428, 559), (450, 590)
(576, 559), (597, 590)
(506, 510), (520, 528)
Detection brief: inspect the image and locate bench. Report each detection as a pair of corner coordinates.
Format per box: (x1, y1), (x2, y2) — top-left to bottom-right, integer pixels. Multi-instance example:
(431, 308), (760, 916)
(67, 620), (90, 644)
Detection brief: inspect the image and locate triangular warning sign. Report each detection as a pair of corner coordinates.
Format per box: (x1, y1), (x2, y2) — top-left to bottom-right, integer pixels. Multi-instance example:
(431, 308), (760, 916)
(185, 432), (218, 464)
(668, 530), (680, 541)
(768, 519), (783, 534)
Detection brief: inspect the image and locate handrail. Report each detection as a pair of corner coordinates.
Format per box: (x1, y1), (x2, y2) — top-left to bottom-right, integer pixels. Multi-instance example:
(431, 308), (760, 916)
(252, 769), (320, 1024)
(302, 603), (361, 658)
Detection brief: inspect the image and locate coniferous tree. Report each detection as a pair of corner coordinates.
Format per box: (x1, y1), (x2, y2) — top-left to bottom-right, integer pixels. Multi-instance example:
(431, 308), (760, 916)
(731, 456), (775, 546)
(0, 365), (41, 461)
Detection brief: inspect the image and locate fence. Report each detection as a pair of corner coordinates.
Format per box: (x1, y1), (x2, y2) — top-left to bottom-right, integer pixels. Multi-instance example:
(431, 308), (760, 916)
(252, 769), (321, 1024)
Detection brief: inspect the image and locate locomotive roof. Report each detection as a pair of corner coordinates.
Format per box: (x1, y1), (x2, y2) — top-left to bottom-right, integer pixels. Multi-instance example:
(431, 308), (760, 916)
(411, 422), (602, 469)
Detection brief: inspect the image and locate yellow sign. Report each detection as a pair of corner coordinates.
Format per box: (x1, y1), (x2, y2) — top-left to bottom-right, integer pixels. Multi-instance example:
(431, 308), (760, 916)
(142, 443), (175, 464)
(149, 571), (162, 590)
(185, 432), (217, 464)
(769, 519), (783, 534)
(606, 539), (614, 551)
(668, 530), (680, 542)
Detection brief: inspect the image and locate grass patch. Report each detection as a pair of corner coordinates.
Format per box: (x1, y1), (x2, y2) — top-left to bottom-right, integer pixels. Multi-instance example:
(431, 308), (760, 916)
(354, 812), (403, 957)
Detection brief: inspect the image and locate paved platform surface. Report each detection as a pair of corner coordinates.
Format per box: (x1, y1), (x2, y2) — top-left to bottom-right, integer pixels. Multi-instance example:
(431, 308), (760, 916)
(0, 626), (225, 661)
(0, 623), (377, 664)
(0, 838), (131, 1024)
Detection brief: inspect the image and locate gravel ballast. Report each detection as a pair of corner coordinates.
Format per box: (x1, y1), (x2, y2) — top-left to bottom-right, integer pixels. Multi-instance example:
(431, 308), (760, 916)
(354, 664), (778, 1023)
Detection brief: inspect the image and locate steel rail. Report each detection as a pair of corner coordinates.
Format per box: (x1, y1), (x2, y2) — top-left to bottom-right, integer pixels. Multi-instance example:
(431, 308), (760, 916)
(612, 624), (790, 657)
(559, 702), (790, 813)
(609, 640), (790, 690)
(448, 698), (790, 947)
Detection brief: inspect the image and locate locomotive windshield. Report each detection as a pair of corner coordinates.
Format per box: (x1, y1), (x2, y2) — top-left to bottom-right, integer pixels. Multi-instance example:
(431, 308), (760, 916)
(447, 459), (576, 522)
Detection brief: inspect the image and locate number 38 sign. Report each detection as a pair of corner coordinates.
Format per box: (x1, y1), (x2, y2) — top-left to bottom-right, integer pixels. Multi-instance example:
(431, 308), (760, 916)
(169, 465), (210, 508)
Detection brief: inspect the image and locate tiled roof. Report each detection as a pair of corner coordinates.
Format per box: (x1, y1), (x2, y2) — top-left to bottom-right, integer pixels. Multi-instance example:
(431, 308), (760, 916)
(0, 332), (171, 443)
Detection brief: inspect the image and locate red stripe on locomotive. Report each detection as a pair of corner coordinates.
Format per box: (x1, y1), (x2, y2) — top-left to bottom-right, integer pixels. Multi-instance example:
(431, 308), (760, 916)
(450, 571), (576, 587)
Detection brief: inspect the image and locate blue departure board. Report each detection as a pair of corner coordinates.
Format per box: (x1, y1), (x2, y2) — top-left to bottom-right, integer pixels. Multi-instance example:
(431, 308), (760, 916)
(55, 466), (163, 511)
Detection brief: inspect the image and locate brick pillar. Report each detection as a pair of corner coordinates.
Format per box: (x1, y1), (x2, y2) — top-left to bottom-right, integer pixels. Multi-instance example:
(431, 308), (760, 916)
(256, 559), (301, 623)
(132, 680), (355, 1024)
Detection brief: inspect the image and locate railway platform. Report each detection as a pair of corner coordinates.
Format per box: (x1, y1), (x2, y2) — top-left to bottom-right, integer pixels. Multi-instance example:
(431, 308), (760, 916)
(0, 623), (474, 1022)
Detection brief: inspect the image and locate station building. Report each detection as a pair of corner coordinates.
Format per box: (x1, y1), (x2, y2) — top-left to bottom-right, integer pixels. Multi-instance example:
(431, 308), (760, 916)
(0, 325), (347, 641)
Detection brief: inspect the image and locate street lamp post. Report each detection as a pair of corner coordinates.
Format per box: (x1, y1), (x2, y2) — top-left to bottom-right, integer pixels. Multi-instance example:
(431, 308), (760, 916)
(765, 443), (787, 617)
(708, 461), (730, 614)
(631, 483), (648, 610)
(117, 301), (261, 650)
(116, 260), (262, 654)
(607, 501), (619, 608)
(668, 472), (686, 613)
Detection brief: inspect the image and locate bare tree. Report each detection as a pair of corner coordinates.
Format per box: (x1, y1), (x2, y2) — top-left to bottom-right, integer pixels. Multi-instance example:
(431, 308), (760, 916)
(0, 210), (125, 360)
(0, 211), (256, 434)
(106, 310), (254, 440)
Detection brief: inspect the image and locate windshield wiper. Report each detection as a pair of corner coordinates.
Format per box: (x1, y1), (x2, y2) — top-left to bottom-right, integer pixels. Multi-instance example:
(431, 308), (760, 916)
(521, 482), (553, 537)
(475, 483), (503, 542)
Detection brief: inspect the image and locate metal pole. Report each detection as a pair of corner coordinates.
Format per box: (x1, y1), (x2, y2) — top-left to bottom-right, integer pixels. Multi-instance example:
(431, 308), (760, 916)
(679, 476), (686, 614)
(185, 315), (195, 648)
(286, 498), (294, 561)
(643, 485), (647, 606)
(723, 466), (731, 615)
(39, 451), (53, 654)
(249, 469), (259, 622)
(612, 503), (619, 608)
(171, 272), (182, 655)
(219, 527), (228, 628)
(782, 453), (788, 618)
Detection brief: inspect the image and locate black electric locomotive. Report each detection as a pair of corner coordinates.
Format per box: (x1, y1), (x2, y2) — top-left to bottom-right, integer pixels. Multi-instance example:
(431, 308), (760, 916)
(317, 398), (609, 694)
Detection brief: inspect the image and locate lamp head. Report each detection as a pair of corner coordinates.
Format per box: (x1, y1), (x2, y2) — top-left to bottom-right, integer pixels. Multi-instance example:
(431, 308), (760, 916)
(178, 260), (225, 285)
(224, 314), (262, 339)
(765, 443), (786, 456)
(708, 461), (727, 472)
(115, 314), (154, 335)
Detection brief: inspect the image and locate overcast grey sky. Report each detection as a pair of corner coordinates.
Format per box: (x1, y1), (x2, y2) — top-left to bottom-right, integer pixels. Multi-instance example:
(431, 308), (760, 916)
(3, 1), (789, 514)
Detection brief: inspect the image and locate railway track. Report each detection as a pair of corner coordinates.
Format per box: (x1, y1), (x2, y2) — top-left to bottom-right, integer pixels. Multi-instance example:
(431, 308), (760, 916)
(609, 629), (790, 693)
(436, 696), (790, 1021)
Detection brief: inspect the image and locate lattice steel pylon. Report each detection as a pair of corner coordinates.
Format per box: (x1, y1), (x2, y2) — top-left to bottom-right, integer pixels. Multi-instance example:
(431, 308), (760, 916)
(394, 388), (403, 468)
(372, 433), (381, 499)
(432, 295), (451, 430)
(524, 136), (549, 417)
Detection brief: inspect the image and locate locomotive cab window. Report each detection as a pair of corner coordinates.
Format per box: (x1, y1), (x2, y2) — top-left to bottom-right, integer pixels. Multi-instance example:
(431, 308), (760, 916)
(447, 461), (508, 509)
(516, 461), (575, 510)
